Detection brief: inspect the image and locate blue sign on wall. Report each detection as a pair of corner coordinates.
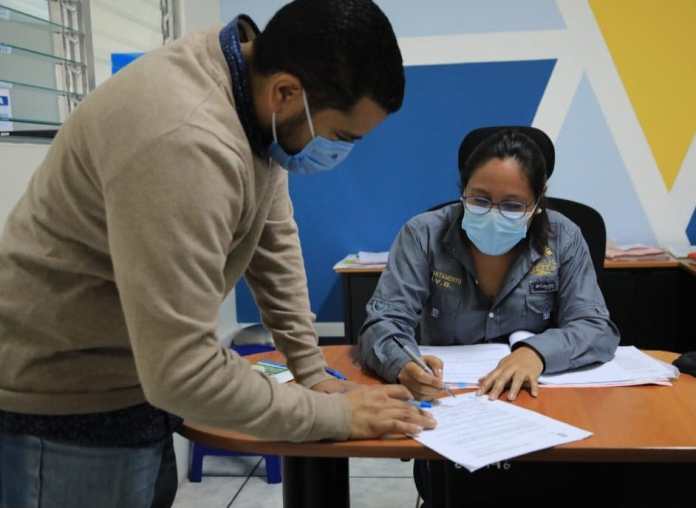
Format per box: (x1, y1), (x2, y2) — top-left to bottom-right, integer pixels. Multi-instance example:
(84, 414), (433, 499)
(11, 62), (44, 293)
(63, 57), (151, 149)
(111, 52), (145, 74)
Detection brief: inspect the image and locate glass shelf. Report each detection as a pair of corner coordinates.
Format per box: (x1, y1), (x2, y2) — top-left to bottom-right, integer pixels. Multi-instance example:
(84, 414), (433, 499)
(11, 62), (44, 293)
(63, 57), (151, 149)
(1, 116), (61, 126)
(0, 4), (82, 36)
(0, 78), (83, 99)
(0, 43), (84, 67)
(0, 1), (90, 136)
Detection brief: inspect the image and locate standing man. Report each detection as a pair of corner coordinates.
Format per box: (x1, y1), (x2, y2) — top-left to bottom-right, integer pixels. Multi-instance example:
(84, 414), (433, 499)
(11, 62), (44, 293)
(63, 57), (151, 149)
(0, 1), (435, 507)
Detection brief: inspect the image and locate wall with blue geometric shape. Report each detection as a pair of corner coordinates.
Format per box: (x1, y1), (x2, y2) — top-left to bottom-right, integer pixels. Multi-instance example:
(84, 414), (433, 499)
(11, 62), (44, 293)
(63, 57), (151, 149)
(221, 1), (696, 329)
(236, 60), (556, 323)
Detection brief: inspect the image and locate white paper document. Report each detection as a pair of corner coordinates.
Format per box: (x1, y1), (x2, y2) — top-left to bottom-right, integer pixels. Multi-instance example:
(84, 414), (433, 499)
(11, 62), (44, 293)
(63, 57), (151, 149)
(414, 393), (592, 472)
(420, 344), (510, 386)
(420, 344), (678, 387)
(539, 346), (678, 386)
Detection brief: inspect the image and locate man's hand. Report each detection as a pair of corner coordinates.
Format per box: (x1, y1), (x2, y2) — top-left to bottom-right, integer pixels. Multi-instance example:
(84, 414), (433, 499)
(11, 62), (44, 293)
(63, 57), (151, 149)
(397, 355), (444, 401)
(311, 378), (360, 394)
(477, 346), (544, 401)
(345, 385), (437, 439)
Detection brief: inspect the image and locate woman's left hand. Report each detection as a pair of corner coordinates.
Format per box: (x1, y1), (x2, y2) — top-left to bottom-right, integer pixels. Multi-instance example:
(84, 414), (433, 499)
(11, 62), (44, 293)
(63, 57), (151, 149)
(477, 346), (544, 401)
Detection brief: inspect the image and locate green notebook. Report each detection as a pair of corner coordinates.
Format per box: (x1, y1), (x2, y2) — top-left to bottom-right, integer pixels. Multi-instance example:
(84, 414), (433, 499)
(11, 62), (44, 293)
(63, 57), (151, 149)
(251, 360), (294, 383)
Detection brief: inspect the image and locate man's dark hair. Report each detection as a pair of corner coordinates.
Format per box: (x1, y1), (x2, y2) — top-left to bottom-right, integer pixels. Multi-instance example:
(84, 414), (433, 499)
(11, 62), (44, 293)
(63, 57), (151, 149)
(253, 0), (404, 114)
(459, 129), (551, 254)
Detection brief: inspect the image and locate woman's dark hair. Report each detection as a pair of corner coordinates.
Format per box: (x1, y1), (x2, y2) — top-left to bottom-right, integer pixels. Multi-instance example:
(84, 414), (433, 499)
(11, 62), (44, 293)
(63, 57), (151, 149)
(253, 0), (404, 114)
(459, 129), (551, 254)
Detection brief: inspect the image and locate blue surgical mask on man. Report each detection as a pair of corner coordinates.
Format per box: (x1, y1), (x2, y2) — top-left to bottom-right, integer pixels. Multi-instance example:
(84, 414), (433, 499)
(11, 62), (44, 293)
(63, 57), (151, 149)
(268, 90), (354, 175)
(461, 207), (531, 256)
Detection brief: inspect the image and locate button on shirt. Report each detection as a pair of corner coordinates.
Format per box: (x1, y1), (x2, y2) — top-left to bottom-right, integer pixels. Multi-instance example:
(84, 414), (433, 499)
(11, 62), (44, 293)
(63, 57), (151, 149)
(358, 204), (620, 383)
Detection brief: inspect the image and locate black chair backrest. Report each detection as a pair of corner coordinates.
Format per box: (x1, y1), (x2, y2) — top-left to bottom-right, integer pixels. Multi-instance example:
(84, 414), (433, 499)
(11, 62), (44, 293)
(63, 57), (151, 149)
(426, 197), (607, 278)
(546, 197), (606, 278)
(427, 200), (459, 212)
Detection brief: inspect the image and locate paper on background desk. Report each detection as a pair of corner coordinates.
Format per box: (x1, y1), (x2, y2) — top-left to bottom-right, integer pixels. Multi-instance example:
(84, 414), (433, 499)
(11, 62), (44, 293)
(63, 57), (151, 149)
(357, 251), (389, 264)
(333, 254), (386, 270)
(419, 344), (678, 387)
(414, 393), (592, 472)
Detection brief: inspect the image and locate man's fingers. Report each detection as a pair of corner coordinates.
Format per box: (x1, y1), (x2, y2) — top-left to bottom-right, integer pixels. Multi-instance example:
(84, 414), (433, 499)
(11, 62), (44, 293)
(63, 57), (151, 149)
(392, 408), (437, 428)
(379, 419), (424, 437)
(341, 381), (361, 393)
(411, 387), (438, 401)
(379, 384), (414, 401)
(529, 376), (540, 398)
(375, 410), (437, 436)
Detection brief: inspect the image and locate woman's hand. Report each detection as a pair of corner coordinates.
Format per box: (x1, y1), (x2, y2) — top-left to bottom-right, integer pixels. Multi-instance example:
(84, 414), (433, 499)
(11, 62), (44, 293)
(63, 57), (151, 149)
(477, 346), (544, 400)
(397, 355), (445, 401)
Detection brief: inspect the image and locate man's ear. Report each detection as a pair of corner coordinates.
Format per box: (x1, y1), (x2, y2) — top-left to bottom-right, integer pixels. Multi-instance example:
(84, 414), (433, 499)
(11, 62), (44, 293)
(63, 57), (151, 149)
(267, 73), (304, 119)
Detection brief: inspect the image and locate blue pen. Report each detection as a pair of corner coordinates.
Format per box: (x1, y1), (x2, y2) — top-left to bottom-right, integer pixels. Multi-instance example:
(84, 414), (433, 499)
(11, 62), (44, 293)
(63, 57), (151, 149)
(326, 367), (347, 380)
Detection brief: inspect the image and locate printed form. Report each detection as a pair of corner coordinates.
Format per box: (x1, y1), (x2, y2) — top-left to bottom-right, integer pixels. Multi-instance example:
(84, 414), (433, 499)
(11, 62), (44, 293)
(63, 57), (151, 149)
(414, 393), (592, 472)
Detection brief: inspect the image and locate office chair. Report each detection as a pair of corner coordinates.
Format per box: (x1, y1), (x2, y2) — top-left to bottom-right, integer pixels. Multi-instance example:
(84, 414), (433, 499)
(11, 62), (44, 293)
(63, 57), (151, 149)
(545, 197), (606, 279)
(188, 325), (282, 484)
(427, 200), (458, 212)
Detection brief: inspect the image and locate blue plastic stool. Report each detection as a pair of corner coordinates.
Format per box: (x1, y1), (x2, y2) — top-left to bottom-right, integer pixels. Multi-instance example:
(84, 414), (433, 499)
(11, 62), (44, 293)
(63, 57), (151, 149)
(188, 343), (282, 484)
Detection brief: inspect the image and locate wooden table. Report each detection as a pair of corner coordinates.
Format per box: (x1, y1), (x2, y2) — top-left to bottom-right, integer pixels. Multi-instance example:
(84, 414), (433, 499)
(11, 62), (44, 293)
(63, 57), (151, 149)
(181, 346), (696, 507)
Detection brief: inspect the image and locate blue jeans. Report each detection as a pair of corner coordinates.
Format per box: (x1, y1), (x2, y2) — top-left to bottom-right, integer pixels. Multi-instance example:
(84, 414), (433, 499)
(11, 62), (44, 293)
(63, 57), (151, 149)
(0, 432), (177, 508)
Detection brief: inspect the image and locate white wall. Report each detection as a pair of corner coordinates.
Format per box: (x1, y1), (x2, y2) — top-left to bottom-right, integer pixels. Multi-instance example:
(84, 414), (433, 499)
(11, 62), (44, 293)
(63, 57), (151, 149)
(90, 0), (163, 86)
(0, 142), (49, 230)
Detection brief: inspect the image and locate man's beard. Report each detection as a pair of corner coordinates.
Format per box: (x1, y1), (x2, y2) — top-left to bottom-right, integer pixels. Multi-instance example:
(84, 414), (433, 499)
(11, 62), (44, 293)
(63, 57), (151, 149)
(263, 110), (309, 155)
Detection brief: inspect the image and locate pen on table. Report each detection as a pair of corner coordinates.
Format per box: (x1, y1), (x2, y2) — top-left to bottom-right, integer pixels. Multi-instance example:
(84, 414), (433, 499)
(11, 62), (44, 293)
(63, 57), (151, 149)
(391, 337), (456, 398)
(325, 367), (347, 380)
(408, 400), (432, 409)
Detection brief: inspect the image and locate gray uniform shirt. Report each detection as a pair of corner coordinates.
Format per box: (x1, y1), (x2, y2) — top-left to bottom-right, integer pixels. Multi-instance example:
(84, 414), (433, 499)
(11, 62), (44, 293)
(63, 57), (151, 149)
(359, 203), (620, 382)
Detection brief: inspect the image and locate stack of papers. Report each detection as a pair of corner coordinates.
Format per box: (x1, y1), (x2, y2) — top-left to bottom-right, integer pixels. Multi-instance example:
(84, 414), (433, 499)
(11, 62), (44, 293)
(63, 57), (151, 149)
(419, 344), (679, 388)
(414, 394), (592, 472)
(540, 346), (678, 387)
(605, 243), (666, 259)
(356, 251), (388, 264)
(333, 253), (387, 270)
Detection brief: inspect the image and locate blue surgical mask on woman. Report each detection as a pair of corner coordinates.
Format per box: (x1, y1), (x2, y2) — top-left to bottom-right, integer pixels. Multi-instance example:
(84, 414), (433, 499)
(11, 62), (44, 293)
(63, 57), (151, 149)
(461, 206), (532, 256)
(268, 90), (354, 175)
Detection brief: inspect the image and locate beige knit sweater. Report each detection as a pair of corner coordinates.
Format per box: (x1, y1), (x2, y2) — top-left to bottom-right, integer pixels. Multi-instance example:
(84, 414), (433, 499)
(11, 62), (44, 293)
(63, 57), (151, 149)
(0, 26), (351, 442)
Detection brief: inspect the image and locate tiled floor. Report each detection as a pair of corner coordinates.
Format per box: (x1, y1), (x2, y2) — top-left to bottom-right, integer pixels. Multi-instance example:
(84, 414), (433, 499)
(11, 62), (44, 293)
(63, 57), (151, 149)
(173, 455), (421, 508)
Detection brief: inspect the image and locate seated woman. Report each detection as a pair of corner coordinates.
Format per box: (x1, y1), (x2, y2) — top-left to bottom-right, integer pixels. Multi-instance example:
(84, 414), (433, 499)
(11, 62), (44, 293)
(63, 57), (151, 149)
(358, 126), (620, 505)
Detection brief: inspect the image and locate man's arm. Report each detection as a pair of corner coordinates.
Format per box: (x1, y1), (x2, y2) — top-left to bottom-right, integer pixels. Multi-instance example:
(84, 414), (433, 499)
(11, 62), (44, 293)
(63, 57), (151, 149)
(243, 171), (332, 389)
(105, 127), (350, 441)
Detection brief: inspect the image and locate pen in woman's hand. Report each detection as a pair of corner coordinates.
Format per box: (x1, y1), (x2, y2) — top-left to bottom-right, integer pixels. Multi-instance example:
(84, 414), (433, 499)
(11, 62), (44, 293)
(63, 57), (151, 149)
(392, 337), (456, 398)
